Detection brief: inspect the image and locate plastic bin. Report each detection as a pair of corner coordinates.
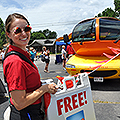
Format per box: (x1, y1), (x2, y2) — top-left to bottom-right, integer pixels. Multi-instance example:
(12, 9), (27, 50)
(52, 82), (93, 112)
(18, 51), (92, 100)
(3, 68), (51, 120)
(55, 54), (62, 64)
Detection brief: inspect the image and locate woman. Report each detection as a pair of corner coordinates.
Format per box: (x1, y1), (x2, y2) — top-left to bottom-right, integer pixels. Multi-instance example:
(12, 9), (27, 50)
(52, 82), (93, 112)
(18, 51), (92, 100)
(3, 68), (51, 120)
(3, 13), (58, 120)
(61, 45), (66, 70)
(42, 46), (50, 73)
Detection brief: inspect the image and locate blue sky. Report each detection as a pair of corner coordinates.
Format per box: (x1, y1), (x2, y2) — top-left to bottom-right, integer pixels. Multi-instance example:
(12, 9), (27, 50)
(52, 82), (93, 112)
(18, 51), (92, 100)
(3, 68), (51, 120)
(0, 0), (114, 37)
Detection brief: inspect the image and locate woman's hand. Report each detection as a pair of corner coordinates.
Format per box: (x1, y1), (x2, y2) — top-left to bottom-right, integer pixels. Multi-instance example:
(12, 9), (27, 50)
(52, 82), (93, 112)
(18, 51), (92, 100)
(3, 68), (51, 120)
(43, 83), (58, 94)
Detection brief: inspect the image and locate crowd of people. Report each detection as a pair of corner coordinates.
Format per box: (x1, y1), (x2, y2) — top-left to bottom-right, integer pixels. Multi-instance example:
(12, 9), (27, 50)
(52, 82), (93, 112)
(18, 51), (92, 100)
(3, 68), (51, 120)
(26, 43), (75, 73)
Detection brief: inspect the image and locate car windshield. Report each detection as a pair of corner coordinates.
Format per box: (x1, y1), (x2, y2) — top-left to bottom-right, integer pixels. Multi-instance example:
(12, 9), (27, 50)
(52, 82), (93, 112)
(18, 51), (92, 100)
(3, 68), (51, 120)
(100, 18), (120, 40)
(72, 19), (96, 42)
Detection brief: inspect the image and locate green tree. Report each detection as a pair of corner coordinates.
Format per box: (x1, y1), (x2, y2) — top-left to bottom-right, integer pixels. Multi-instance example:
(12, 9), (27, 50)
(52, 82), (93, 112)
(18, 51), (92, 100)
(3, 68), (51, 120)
(96, 0), (120, 18)
(29, 31), (46, 44)
(31, 31), (46, 40)
(30, 29), (57, 41)
(47, 31), (57, 39)
(43, 29), (57, 39)
(96, 8), (119, 17)
(0, 18), (6, 48)
(43, 29), (50, 38)
(97, 13), (102, 17)
(114, 0), (120, 17)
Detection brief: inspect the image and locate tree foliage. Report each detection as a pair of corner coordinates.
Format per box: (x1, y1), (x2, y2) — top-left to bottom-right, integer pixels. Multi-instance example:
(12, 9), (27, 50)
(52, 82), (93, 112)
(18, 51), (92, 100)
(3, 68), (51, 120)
(29, 29), (57, 44)
(0, 18), (6, 48)
(29, 31), (46, 44)
(96, 7), (119, 17)
(96, 0), (120, 18)
(43, 29), (57, 39)
(114, 0), (120, 15)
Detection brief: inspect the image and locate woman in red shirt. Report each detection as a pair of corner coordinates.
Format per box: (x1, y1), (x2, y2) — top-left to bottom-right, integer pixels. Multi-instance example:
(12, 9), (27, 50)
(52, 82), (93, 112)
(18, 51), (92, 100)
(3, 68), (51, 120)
(3, 13), (58, 120)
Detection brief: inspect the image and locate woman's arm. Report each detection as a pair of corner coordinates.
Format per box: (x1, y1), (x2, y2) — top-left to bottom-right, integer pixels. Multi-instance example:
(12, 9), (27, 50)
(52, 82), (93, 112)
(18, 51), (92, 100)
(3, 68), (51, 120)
(10, 84), (58, 110)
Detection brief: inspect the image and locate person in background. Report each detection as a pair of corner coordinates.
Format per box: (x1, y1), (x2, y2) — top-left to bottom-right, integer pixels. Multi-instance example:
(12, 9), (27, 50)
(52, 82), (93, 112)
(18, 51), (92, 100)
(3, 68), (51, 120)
(3, 13), (58, 120)
(66, 40), (75, 60)
(29, 47), (36, 62)
(1, 49), (5, 60)
(61, 45), (66, 70)
(42, 46), (50, 73)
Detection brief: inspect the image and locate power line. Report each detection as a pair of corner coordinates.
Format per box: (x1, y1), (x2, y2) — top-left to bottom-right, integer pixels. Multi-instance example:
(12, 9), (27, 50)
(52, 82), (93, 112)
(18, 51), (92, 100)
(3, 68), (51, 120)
(31, 20), (80, 28)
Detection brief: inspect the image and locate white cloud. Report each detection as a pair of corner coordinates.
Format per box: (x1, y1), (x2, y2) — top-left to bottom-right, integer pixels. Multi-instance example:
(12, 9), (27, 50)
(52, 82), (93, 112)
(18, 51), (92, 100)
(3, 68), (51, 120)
(0, 0), (115, 37)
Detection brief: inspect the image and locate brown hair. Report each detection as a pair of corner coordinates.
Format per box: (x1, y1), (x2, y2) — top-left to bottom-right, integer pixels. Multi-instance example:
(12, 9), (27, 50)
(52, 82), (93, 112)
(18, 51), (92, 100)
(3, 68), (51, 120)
(5, 13), (30, 44)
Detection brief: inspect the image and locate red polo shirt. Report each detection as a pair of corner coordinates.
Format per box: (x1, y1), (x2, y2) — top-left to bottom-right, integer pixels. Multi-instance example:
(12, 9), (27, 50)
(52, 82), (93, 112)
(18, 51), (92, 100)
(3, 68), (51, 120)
(3, 45), (41, 105)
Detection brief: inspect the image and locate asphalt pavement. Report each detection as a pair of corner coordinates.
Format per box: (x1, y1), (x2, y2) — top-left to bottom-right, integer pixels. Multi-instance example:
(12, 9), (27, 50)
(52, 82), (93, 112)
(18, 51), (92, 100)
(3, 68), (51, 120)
(0, 54), (120, 120)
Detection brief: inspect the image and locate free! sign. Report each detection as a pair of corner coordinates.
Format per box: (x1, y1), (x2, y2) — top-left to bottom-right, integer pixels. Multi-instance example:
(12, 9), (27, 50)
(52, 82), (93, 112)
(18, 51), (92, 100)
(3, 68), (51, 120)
(46, 73), (96, 120)
(57, 91), (88, 116)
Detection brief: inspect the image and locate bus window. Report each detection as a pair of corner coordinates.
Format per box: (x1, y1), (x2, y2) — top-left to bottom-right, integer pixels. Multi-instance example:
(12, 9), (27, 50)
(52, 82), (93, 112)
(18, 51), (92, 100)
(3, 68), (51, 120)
(72, 19), (96, 42)
(99, 18), (120, 40)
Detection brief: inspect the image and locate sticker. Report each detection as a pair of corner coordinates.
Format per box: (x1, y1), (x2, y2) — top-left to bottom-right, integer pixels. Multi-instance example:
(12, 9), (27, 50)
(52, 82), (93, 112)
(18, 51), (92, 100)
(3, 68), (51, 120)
(66, 110), (85, 120)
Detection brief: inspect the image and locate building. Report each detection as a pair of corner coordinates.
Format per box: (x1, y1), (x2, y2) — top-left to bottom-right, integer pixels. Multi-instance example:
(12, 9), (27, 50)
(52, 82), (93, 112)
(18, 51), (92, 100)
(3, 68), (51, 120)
(28, 39), (56, 53)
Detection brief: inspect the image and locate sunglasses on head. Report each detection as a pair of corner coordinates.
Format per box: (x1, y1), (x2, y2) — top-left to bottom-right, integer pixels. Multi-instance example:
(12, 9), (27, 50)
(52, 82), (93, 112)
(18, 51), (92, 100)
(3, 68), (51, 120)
(13, 25), (32, 35)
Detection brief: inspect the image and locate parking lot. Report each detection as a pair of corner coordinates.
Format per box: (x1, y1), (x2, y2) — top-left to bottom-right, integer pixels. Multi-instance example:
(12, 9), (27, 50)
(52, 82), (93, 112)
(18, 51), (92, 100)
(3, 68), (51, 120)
(0, 54), (120, 120)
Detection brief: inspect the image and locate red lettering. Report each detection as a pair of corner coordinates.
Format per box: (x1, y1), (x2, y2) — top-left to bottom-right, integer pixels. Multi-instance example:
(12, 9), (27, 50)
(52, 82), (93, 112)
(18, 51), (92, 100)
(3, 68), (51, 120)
(83, 91), (88, 104)
(57, 99), (63, 116)
(64, 97), (73, 113)
(72, 94), (78, 109)
(57, 91), (88, 116)
(78, 92), (84, 107)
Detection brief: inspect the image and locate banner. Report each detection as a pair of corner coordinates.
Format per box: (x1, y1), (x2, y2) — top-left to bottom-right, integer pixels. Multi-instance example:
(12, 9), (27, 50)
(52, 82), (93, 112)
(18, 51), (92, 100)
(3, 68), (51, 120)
(41, 73), (96, 120)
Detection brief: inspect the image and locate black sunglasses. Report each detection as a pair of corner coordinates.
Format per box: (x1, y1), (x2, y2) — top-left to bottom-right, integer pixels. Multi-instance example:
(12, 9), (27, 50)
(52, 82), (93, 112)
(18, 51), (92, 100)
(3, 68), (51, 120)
(13, 25), (32, 35)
